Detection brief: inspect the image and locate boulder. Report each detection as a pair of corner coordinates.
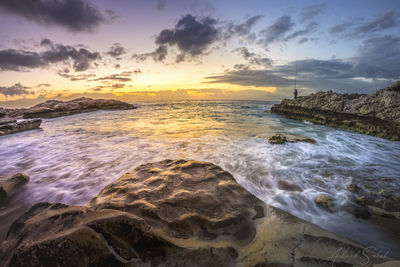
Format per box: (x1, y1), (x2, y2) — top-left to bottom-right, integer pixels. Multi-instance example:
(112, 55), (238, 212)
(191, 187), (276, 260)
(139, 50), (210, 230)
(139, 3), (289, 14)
(0, 108), (5, 118)
(271, 81), (400, 140)
(315, 194), (334, 210)
(0, 160), (392, 266)
(0, 119), (42, 136)
(346, 183), (361, 193)
(268, 134), (316, 145)
(0, 173), (30, 201)
(277, 180), (302, 192)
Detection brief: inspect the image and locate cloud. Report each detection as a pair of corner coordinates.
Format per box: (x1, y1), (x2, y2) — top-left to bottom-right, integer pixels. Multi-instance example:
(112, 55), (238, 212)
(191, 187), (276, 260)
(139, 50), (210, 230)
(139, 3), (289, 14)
(107, 43), (127, 59)
(330, 10), (399, 38)
(0, 49), (43, 70)
(0, 0), (114, 32)
(284, 22), (318, 41)
(57, 70), (95, 81)
(299, 4), (325, 22)
(205, 34), (400, 95)
(259, 16), (294, 44)
(225, 15), (264, 40)
(156, 0), (166, 11)
(134, 14), (219, 63)
(0, 83), (33, 97)
(89, 70), (141, 82)
(0, 39), (101, 72)
(233, 47), (272, 68)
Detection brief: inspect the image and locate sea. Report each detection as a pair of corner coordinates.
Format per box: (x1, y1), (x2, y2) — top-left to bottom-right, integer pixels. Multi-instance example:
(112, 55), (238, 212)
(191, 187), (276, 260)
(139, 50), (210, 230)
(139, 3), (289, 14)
(1, 100), (400, 257)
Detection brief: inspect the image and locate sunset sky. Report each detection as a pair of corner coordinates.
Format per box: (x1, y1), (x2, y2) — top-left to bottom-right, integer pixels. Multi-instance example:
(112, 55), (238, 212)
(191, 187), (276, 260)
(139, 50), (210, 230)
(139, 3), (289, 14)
(0, 0), (399, 106)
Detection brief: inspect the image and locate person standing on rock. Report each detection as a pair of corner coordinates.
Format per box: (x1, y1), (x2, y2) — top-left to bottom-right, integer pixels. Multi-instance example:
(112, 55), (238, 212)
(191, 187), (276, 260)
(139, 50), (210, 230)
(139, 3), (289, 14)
(294, 88), (298, 99)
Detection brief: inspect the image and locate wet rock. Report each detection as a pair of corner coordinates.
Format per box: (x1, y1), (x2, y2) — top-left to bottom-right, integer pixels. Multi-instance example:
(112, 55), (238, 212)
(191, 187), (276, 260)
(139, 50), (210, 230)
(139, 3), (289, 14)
(5, 97), (137, 119)
(346, 205), (371, 219)
(0, 119), (42, 136)
(367, 206), (400, 219)
(0, 108), (5, 118)
(357, 196), (368, 206)
(271, 80), (400, 140)
(0, 160), (391, 266)
(277, 180), (302, 192)
(0, 173), (30, 201)
(315, 194), (334, 209)
(346, 183), (361, 193)
(268, 134), (316, 145)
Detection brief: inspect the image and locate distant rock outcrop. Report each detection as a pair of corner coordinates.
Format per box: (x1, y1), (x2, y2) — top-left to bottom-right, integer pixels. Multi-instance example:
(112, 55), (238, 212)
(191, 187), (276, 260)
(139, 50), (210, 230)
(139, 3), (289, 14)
(0, 160), (391, 266)
(5, 97), (137, 119)
(271, 81), (400, 140)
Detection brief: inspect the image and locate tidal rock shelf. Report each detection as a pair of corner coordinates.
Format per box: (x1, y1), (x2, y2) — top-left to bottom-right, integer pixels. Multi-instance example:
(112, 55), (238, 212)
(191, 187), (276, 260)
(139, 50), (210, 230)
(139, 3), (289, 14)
(271, 81), (400, 141)
(4, 97), (136, 119)
(0, 119), (42, 136)
(0, 160), (394, 266)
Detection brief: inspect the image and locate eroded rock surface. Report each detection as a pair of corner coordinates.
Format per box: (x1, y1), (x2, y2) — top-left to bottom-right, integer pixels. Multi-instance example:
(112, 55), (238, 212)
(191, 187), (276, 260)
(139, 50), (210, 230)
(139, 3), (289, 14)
(0, 119), (42, 136)
(268, 134), (316, 144)
(0, 160), (392, 266)
(0, 173), (30, 201)
(271, 81), (400, 140)
(4, 97), (136, 119)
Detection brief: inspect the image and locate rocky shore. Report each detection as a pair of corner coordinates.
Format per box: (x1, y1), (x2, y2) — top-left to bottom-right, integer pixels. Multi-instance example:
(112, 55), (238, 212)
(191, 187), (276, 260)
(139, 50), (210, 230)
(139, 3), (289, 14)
(4, 97), (137, 119)
(0, 97), (136, 136)
(0, 160), (395, 266)
(271, 81), (400, 140)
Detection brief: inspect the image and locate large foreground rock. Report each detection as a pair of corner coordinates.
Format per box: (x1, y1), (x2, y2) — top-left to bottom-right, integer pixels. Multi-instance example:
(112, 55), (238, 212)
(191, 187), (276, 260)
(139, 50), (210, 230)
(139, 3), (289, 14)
(271, 81), (400, 140)
(0, 119), (41, 136)
(0, 160), (392, 266)
(5, 97), (136, 119)
(0, 173), (30, 202)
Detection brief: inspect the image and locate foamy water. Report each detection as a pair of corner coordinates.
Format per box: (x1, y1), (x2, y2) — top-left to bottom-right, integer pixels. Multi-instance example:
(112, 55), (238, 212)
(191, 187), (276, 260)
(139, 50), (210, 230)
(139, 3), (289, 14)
(1, 100), (400, 257)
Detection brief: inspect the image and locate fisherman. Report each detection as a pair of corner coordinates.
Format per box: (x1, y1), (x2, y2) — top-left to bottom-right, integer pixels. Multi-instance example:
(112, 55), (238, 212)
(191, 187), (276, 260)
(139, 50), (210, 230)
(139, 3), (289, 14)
(294, 88), (298, 99)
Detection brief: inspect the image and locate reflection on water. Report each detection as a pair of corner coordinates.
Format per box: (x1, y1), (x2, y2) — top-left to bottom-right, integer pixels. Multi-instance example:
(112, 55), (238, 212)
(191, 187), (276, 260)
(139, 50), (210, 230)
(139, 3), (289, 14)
(1, 100), (400, 256)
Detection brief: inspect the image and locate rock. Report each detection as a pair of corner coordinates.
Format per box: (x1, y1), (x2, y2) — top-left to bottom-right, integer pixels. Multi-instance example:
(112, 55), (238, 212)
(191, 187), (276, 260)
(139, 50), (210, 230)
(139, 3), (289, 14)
(374, 260), (400, 267)
(271, 81), (400, 140)
(4, 97), (137, 119)
(357, 196), (368, 206)
(268, 134), (316, 145)
(346, 183), (361, 193)
(0, 108), (5, 118)
(367, 206), (400, 219)
(0, 119), (42, 136)
(0, 160), (391, 266)
(0, 173), (30, 201)
(346, 205), (371, 219)
(277, 180), (302, 192)
(315, 194), (334, 209)
(269, 134), (286, 144)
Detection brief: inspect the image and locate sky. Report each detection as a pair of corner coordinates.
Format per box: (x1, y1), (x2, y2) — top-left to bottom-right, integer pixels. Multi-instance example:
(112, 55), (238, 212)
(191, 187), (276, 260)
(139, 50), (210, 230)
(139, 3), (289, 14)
(0, 0), (399, 107)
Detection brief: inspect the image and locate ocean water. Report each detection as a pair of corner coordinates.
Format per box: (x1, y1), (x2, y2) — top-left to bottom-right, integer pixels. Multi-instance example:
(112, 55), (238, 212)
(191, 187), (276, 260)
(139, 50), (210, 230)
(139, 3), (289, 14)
(1, 100), (400, 257)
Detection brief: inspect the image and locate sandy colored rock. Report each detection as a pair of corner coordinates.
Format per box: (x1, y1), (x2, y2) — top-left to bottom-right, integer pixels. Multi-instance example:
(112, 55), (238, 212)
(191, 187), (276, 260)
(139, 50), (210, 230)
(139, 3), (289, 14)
(277, 180), (302, 192)
(0, 173), (30, 201)
(0, 160), (392, 266)
(315, 194), (334, 209)
(271, 81), (400, 140)
(268, 133), (316, 145)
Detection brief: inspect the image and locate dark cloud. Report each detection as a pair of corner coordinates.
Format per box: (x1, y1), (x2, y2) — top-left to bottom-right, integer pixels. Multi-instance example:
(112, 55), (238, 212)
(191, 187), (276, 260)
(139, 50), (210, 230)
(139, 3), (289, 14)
(259, 16), (294, 44)
(298, 37), (308, 44)
(37, 83), (51, 87)
(205, 35), (400, 94)
(107, 43), (126, 59)
(0, 39), (101, 72)
(0, 0), (113, 32)
(299, 4), (325, 22)
(0, 83), (33, 97)
(40, 39), (101, 71)
(0, 49), (43, 71)
(134, 14), (219, 63)
(352, 35), (400, 79)
(234, 47), (272, 67)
